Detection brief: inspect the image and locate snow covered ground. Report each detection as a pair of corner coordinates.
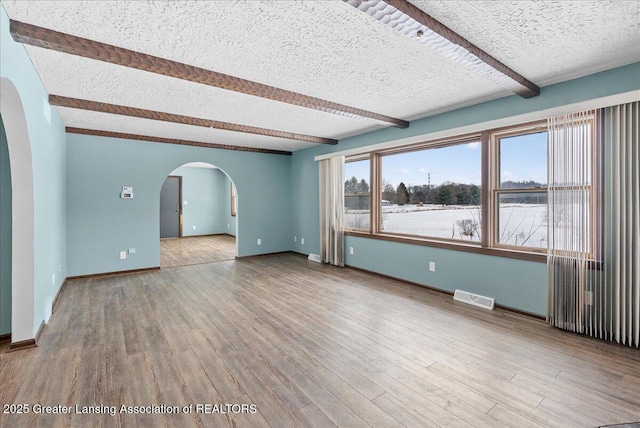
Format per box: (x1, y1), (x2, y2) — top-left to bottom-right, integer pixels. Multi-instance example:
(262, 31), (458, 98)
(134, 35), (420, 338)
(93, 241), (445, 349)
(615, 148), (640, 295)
(345, 204), (547, 248)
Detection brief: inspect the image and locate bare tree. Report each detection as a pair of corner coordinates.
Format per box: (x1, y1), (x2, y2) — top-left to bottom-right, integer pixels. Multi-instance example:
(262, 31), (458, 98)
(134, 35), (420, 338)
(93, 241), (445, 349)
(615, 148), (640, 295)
(456, 219), (478, 239)
(499, 207), (545, 247)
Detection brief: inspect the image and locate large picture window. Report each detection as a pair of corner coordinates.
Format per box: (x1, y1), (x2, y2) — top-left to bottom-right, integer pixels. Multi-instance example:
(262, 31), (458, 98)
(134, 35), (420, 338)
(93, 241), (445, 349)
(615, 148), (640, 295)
(230, 183), (237, 217)
(341, 118), (598, 261)
(379, 140), (481, 241)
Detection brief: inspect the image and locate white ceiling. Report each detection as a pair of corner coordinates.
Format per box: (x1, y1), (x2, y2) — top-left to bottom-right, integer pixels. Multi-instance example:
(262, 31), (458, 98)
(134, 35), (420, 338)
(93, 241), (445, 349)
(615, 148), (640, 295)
(2, 0), (639, 153)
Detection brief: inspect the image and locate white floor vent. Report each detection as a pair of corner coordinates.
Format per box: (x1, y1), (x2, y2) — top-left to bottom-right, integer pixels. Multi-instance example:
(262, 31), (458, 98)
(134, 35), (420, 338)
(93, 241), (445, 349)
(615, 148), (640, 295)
(308, 253), (322, 263)
(453, 289), (495, 311)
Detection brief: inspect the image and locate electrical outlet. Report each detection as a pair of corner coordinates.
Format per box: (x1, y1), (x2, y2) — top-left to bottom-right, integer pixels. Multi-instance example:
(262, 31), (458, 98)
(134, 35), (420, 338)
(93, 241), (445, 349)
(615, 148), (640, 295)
(349, 247), (354, 255)
(294, 236), (297, 242)
(227, 224), (230, 228)
(301, 238), (305, 245)
(257, 238), (262, 245)
(193, 225), (196, 230)
(120, 251), (127, 260)
(183, 200), (188, 206)
(429, 261), (436, 272)
(129, 248), (136, 254)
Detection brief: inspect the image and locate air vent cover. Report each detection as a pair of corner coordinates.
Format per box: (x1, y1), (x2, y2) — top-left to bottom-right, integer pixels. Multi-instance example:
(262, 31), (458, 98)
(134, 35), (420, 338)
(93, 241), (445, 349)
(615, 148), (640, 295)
(453, 289), (495, 310)
(307, 253), (322, 263)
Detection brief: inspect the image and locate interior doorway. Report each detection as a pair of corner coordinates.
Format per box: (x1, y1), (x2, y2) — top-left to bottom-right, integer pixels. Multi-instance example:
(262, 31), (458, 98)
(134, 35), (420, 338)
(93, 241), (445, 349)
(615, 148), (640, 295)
(159, 163), (237, 268)
(160, 175), (181, 239)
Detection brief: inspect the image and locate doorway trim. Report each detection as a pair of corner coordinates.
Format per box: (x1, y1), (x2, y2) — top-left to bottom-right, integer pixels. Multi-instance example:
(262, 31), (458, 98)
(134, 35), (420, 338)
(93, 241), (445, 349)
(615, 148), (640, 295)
(159, 162), (239, 260)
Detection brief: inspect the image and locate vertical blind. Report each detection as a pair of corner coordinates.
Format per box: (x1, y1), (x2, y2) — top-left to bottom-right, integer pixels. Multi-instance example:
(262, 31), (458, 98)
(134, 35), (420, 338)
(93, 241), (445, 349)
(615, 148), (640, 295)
(602, 101), (639, 347)
(547, 110), (599, 334)
(548, 102), (639, 347)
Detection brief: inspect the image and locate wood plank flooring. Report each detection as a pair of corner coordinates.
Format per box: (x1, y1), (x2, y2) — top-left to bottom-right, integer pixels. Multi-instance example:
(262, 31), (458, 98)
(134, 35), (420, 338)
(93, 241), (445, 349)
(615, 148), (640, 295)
(160, 234), (236, 268)
(1, 253), (639, 427)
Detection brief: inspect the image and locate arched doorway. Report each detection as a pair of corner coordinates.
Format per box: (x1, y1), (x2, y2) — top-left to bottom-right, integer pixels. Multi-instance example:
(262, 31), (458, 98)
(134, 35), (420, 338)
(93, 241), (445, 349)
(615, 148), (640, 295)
(0, 77), (35, 345)
(159, 162), (238, 268)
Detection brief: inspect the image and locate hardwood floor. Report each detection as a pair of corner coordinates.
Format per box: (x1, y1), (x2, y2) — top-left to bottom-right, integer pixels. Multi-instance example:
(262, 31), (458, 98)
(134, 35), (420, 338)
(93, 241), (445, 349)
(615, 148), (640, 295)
(1, 253), (639, 427)
(160, 234), (236, 268)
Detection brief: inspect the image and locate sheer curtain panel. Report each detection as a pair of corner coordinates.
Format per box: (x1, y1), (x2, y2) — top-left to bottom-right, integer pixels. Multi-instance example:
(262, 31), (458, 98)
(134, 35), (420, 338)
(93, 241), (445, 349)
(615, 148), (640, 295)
(319, 156), (345, 267)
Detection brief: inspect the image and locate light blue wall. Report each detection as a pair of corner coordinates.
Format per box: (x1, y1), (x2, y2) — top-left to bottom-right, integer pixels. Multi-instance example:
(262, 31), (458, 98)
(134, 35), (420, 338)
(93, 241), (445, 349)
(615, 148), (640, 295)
(170, 166), (230, 237)
(291, 62), (640, 316)
(66, 134), (290, 276)
(291, 146), (318, 253)
(345, 236), (546, 313)
(0, 116), (11, 335)
(1, 5), (67, 336)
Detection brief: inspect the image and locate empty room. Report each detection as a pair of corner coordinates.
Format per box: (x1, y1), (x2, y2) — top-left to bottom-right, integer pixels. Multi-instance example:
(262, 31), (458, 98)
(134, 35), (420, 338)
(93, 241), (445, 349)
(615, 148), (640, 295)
(1, 1), (639, 427)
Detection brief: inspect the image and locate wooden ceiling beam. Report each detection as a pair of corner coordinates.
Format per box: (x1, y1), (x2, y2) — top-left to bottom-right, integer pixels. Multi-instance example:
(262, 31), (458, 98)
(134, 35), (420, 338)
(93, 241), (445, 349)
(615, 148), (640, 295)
(11, 19), (409, 128)
(66, 127), (292, 156)
(344, 0), (540, 98)
(49, 95), (337, 145)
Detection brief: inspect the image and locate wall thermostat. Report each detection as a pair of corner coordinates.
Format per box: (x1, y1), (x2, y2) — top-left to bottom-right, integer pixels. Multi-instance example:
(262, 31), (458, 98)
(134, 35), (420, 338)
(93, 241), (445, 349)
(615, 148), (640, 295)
(121, 186), (134, 199)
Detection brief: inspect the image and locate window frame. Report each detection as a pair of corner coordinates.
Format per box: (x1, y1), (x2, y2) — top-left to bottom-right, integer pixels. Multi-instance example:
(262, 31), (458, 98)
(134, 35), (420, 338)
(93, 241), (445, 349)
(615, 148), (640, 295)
(343, 154), (372, 233)
(342, 119), (598, 263)
(543, 115), (597, 259)
(230, 183), (237, 217)
(489, 122), (549, 253)
(374, 134), (484, 243)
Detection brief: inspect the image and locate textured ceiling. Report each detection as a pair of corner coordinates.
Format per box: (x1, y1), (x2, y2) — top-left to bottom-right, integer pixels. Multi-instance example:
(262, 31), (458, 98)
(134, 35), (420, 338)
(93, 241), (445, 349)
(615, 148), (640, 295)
(413, 0), (640, 86)
(2, 0), (639, 152)
(56, 107), (313, 153)
(22, 48), (379, 143)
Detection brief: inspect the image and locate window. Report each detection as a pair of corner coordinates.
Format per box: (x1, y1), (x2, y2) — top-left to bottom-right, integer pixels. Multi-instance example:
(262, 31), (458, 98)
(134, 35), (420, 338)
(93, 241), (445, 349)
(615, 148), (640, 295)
(230, 183), (237, 217)
(342, 118), (597, 260)
(492, 127), (548, 250)
(379, 139), (482, 241)
(344, 156), (370, 231)
(546, 115), (596, 255)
